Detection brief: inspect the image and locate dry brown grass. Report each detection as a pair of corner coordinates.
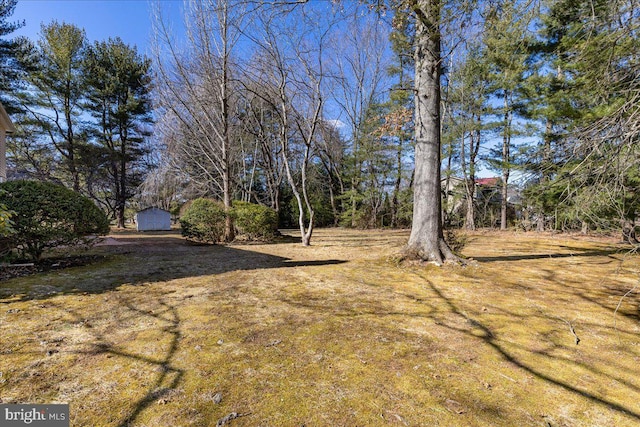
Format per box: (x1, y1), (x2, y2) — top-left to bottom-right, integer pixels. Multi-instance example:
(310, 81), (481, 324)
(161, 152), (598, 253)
(1, 228), (639, 426)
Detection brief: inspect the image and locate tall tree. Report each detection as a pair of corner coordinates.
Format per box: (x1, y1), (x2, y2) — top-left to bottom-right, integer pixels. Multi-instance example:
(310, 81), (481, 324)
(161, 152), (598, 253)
(380, 2), (414, 228)
(84, 38), (153, 228)
(247, 6), (331, 245)
(404, 0), (459, 264)
(20, 22), (87, 192)
(329, 6), (390, 227)
(316, 119), (346, 226)
(483, 0), (532, 230)
(447, 43), (490, 230)
(528, 0), (640, 241)
(0, 0), (24, 111)
(237, 86), (286, 213)
(152, 0), (246, 241)
(520, 37), (576, 232)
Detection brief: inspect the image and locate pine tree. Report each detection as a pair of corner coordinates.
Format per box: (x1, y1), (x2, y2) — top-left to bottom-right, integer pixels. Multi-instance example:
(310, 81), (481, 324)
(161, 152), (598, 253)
(446, 43), (491, 230)
(20, 22), (87, 191)
(0, 0), (25, 111)
(482, 0), (534, 230)
(84, 38), (153, 228)
(530, 0), (640, 241)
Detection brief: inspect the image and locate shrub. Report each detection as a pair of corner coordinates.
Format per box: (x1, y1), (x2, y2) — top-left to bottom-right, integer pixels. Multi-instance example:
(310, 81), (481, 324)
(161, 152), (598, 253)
(0, 190), (14, 237)
(0, 180), (110, 261)
(232, 201), (278, 240)
(0, 191), (15, 259)
(180, 198), (226, 243)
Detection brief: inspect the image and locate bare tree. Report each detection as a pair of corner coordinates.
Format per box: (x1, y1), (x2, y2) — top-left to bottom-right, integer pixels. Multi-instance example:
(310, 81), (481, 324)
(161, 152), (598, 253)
(448, 43), (489, 231)
(236, 85), (286, 213)
(316, 120), (346, 226)
(136, 153), (187, 214)
(151, 0), (248, 241)
(329, 6), (390, 227)
(242, 7), (333, 246)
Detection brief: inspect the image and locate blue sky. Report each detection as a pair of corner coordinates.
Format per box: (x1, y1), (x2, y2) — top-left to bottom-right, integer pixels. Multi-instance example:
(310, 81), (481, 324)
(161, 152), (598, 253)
(13, 0), (182, 54)
(10, 1), (508, 179)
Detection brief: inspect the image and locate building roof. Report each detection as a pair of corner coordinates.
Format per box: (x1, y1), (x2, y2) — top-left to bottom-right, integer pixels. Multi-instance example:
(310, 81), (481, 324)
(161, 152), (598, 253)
(0, 102), (15, 133)
(136, 207), (170, 214)
(476, 177), (500, 187)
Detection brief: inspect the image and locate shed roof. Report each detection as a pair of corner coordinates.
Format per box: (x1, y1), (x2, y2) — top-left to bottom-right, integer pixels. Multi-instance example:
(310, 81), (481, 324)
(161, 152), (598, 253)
(137, 207), (170, 214)
(0, 102), (15, 133)
(476, 177), (500, 187)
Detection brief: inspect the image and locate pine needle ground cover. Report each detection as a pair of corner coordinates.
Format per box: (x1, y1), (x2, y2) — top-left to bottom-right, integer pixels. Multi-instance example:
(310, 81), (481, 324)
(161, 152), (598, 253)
(1, 229), (638, 426)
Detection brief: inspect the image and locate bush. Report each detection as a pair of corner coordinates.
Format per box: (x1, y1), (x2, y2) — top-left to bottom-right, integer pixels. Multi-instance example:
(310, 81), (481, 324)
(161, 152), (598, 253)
(0, 180), (110, 261)
(232, 201), (278, 240)
(180, 199), (278, 243)
(0, 191), (15, 259)
(0, 189), (14, 238)
(180, 198), (226, 243)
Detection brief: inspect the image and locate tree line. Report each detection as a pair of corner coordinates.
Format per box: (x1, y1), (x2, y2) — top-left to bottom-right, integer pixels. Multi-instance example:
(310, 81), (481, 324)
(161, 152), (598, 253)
(2, 1), (152, 229)
(1, 0), (638, 256)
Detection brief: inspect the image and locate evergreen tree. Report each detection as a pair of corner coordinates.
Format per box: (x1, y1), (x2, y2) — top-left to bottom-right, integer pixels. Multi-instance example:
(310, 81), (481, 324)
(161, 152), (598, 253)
(482, 0), (534, 230)
(445, 42), (491, 230)
(529, 0), (640, 241)
(386, 2), (415, 228)
(19, 22), (87, 191)
(519, 0), (583, 231)
(84, 38), (153, 228)
(0, 0), (24, 111)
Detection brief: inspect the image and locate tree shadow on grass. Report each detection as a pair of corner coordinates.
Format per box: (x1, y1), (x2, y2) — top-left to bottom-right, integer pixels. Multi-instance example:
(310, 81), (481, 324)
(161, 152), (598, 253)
(55, 297), (185, 427)
(113, 301), (183, 427)
(411, 271), (640, 422)
(472, 248), (624, 263)
(0, 234), (346, 423)
(274, 268), (640, 424)
(0, 237), (346, 302)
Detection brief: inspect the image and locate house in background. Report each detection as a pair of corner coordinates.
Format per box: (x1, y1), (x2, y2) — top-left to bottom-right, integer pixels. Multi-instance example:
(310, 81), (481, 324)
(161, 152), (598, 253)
(0, 102), (16, 182)
(442, 176), (524, 227)
(135, 207), (172, 231)
(475, 177), (501, 203)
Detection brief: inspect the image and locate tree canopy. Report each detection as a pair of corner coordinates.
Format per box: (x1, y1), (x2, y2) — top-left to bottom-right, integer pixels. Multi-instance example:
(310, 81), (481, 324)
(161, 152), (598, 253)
(3, 0), (638, 246)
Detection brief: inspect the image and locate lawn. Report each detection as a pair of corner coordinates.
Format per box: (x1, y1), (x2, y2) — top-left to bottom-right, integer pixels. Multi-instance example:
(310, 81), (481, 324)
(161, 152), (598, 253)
(0, 228), (639, 426)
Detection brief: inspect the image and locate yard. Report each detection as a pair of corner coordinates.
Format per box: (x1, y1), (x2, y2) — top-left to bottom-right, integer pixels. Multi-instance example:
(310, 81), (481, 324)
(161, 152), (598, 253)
(0, 228), (639, 426)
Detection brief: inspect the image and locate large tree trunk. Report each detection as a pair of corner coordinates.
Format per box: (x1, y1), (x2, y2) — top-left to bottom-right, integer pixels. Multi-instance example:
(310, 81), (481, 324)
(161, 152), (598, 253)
(404, 0), (458, 265)
(117, 137), (127, 229)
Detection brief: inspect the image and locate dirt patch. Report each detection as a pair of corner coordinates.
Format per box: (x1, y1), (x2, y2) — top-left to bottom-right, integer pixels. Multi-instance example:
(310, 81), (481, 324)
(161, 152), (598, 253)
(94, 237), (136, 246)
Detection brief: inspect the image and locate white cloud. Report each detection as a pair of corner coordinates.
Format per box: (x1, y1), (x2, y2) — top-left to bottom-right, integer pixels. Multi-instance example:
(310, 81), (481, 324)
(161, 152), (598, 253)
(325, 119), (346, 129)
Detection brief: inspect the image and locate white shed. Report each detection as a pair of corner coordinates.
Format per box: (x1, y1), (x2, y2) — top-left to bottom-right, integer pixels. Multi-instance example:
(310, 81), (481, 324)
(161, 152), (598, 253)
(135, 207), (171, 231)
